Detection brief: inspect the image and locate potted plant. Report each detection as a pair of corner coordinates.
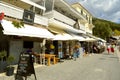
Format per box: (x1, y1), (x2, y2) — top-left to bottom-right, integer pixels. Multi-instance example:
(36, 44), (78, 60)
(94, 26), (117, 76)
(0, 50), (7, 61)
(6, 54), (15, 76)
(0, 50), (7, 73)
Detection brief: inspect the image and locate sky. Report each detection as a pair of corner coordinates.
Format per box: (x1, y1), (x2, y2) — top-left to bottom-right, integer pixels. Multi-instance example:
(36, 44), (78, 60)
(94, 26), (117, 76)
(65, 0), (120, 24)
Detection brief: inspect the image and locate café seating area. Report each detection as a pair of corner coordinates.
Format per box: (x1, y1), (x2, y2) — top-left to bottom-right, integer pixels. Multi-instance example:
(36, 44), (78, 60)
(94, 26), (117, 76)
(32, 53), (60, 66)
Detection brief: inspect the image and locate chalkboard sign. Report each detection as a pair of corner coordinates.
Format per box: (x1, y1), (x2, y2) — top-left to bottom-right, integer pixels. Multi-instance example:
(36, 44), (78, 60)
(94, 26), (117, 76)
(15, 52), (37, 80)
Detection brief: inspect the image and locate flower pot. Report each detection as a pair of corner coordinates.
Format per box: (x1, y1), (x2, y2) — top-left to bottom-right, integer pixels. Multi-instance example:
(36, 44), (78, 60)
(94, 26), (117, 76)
(6, 67), (14, 76)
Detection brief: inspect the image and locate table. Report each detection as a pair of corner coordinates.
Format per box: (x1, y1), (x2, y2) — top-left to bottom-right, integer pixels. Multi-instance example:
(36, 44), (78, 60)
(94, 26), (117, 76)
(45, 54), (56, 66)
(33, 53), (56, 66)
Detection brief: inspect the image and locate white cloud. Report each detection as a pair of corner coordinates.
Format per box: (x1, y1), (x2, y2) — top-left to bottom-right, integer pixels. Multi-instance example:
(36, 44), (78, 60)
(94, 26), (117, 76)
(111, 11), (120, 23)
(65, 0), (120, 23)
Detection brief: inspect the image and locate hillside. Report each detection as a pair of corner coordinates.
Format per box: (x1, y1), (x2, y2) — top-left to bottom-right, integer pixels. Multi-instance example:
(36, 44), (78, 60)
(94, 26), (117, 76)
(92, 18), (120, 36)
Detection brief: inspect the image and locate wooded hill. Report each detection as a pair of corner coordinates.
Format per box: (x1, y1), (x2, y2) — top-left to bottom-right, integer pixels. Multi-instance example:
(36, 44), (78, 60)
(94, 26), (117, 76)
(92, 18), (120, 40)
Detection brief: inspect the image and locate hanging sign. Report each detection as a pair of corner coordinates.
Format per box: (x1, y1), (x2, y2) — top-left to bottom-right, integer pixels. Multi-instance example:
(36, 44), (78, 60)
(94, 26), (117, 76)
(23, 9), (35, 25)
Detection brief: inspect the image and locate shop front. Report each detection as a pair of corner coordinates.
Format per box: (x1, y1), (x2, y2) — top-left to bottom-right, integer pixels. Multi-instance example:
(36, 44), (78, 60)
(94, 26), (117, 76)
(0, 19), (54, 64)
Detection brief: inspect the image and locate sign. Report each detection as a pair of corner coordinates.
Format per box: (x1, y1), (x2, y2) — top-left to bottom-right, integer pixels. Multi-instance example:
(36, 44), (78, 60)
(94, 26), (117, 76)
(15, 52), (37, 80)
(23, 9), (35, 25)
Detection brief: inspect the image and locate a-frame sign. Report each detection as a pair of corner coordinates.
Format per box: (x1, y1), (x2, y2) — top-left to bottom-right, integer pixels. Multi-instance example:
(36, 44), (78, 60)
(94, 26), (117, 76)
(15, 52), (37, 80)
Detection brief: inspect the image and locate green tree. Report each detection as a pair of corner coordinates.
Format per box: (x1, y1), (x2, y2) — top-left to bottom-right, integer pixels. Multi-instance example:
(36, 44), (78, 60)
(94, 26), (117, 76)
(92, 18), (120, 33)
(93, 21), (112, 40)
(114, 29), (120, 36)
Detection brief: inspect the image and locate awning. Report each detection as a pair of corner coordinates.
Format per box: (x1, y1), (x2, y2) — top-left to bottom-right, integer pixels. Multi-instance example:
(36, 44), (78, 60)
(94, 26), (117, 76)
(1, 20), (54, 39)
(97, 37), (106, 42)
(53, 33), (73, 40)
(71, 34), (86, 41)
(110, 37), (117, 40)
(84, 37), (96, 42)
(48, 26), (73, 40)
(87, 34), (98, 40)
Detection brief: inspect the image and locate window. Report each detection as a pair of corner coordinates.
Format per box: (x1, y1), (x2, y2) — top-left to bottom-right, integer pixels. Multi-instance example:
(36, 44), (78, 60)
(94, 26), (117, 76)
(23, 41), (33, 48)
(45, 0), (54, 12)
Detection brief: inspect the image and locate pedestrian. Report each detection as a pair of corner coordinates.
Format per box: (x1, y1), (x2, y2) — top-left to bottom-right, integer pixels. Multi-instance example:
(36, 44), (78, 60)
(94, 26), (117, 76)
(93, 44), (98, 53)
(26, 48), (35, 62)
(26, 48), (33, 53)
(111, 44), (115, 54)
(73, 44), (79, 61)
(84, 45), (88, 56)
(107, 44), (111, 54)
(119, 45), (120, 52)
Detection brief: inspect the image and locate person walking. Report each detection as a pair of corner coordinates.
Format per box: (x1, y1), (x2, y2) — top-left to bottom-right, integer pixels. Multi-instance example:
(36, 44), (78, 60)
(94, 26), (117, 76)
(73, 44), (79, 61)
(111, 44), (115, 54)
(107, 44), (111, 54)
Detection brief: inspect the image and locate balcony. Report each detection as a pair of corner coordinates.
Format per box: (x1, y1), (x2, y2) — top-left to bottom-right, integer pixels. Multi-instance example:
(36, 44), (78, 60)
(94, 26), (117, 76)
(44, 10), (76, 26)
(0, 1), (48, 26)
(44, 10), (87, 34)
(85, 23), (94, 34)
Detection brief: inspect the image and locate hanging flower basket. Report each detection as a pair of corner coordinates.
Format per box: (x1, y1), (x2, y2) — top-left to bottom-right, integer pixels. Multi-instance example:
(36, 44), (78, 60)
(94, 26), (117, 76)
(12, 20), (24, 28)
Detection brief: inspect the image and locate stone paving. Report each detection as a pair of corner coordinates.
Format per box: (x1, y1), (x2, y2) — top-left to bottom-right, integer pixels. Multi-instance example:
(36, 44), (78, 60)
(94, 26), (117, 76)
(0, 46), (120, 80)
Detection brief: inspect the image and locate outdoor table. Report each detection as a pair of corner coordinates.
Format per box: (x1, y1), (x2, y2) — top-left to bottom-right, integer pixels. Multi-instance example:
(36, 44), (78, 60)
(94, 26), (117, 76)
(33, 53), (56, 66)
(45, 54), (56, 66)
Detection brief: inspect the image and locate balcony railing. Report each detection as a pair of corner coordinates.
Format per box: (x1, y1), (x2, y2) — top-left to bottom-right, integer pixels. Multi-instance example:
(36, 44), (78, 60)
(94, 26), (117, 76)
(0, 1), (48, 26)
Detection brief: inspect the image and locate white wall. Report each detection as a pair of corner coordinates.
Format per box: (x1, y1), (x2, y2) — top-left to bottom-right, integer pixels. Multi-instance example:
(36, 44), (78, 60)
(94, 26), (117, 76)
(0, 2), (48, 26)
(33, 42), (41, 53)
(9, 40), (42, 64)
(9, 40), (23, 64)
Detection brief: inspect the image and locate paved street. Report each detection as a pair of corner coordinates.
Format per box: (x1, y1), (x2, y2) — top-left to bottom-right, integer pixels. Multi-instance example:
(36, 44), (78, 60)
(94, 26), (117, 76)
(1, 48), (120, 80)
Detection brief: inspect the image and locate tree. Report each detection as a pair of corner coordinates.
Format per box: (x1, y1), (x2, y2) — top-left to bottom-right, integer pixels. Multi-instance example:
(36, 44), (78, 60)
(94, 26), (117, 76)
(114, 29), (120, 36)
(92, 18), (120, 37)
(93, 21), (112, 40)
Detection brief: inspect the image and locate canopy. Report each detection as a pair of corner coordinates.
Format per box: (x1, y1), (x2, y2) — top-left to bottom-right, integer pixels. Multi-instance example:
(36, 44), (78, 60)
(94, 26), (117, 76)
(1, 20), (54, 39)
(71, 34), (86, 41)
(97, 37), (106, 42)
(84, 37), (96, 42)
(53, 33), (73, 40)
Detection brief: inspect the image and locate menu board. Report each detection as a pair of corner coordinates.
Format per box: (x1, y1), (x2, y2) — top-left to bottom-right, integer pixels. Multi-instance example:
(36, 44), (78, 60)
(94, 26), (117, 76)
(15, 53), (37, 80)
